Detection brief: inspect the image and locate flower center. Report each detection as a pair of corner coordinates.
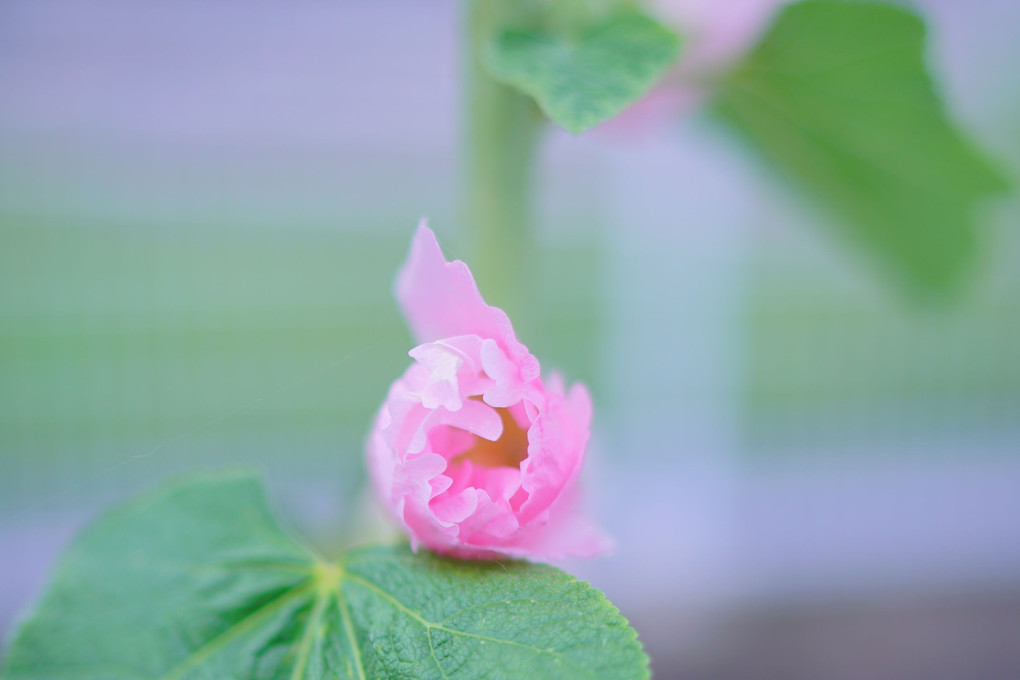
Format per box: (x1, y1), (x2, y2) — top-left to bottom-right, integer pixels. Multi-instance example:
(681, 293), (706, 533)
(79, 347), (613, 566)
(452, 406), (529, 469)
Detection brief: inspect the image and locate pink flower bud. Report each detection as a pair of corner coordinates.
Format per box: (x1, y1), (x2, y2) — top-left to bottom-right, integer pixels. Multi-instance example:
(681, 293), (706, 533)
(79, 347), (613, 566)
(366, 222), (609, 560)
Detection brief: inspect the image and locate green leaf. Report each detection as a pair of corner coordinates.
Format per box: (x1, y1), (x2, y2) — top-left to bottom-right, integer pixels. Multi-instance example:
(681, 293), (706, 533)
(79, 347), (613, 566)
(713, 0), (1009, 295)
(487, 12), (681, 134)
(1, 472), (648, 680)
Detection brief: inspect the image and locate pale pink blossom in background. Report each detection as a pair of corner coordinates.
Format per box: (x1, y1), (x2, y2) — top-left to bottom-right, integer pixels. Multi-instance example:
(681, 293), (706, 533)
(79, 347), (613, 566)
(603, 0), (789, 137)
(655, 0), (791, 76)
(367, 222), (608, 560)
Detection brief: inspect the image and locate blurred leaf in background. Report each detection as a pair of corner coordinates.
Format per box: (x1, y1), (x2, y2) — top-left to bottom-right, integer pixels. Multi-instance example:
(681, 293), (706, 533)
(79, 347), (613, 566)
(487, 11), (680, 134)
(713, 0), (1009, 297)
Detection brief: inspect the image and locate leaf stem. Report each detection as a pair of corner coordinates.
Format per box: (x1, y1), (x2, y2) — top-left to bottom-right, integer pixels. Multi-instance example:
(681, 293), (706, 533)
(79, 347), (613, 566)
(464, 0), (543, 335)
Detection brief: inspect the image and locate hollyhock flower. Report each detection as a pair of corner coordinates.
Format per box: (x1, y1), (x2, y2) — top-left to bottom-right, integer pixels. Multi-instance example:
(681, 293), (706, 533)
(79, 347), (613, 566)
(367, 221), (608, 560)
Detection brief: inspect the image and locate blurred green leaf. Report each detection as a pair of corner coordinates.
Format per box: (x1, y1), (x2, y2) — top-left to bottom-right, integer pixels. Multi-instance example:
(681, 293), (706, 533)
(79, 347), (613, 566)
(1, 472), (648, 680)
(713, 0), (1009, 295)
(486, 12), (680, 134)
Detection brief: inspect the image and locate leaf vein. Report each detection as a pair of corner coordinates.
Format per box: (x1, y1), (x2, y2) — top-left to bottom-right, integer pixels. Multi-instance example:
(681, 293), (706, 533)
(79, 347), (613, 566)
(155, 581), (315, 680)
(427, 627), (451, 680)
(289, 587), (330, 680)
(334, 589), (367, 680)
(342, 573), (598, 678)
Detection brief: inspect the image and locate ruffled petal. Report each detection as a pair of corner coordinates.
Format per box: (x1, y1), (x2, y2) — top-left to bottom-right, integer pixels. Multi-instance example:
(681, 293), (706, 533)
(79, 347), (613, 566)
(395, 221), (535, 368)
(517, 379), (590, 526)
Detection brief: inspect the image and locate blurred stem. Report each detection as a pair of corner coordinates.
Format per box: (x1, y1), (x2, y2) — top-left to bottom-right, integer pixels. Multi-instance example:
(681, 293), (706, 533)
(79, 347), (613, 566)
(464, 0), (542, 334)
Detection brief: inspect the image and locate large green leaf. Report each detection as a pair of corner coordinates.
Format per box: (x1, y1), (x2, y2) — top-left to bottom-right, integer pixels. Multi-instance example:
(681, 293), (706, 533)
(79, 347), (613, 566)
(486, 12), (680, 134)
(713, 0), (1009, 295)
(1, 472), (647, 680)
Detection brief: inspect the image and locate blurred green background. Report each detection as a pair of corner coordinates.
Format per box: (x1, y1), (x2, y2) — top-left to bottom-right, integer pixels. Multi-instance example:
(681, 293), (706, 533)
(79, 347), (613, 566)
(0, 208), (602, 510)
(2, 1), (1019, 678)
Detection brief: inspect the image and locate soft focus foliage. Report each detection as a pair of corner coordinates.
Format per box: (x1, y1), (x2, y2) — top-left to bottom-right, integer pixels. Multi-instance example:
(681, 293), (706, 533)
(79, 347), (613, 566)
(487, 12), (680, 133)
(713, 0), (1008, 295)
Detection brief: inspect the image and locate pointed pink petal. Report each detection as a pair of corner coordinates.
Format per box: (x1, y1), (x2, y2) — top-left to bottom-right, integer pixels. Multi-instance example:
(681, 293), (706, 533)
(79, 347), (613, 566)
(395, 222), (533, 366)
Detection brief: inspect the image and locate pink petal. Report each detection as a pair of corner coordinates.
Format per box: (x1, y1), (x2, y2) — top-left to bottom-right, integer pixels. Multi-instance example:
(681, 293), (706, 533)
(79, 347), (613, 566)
(502, 507), (612, 560)
(517, 381), (591, 526)
(480, 337), (540, 408)
(430, 486), (479, 524)
(427, 425), (475, 460)
(395, 221), (534, 367)
(425, 397), (503, 441)
(657, 0), (790, 72)
(409, 342), (466, 411)
(381, 392), (429, 457)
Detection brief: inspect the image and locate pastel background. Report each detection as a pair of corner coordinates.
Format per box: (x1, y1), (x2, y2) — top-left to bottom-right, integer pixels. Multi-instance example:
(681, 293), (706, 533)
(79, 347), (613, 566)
(2, 1), (1018, 678)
